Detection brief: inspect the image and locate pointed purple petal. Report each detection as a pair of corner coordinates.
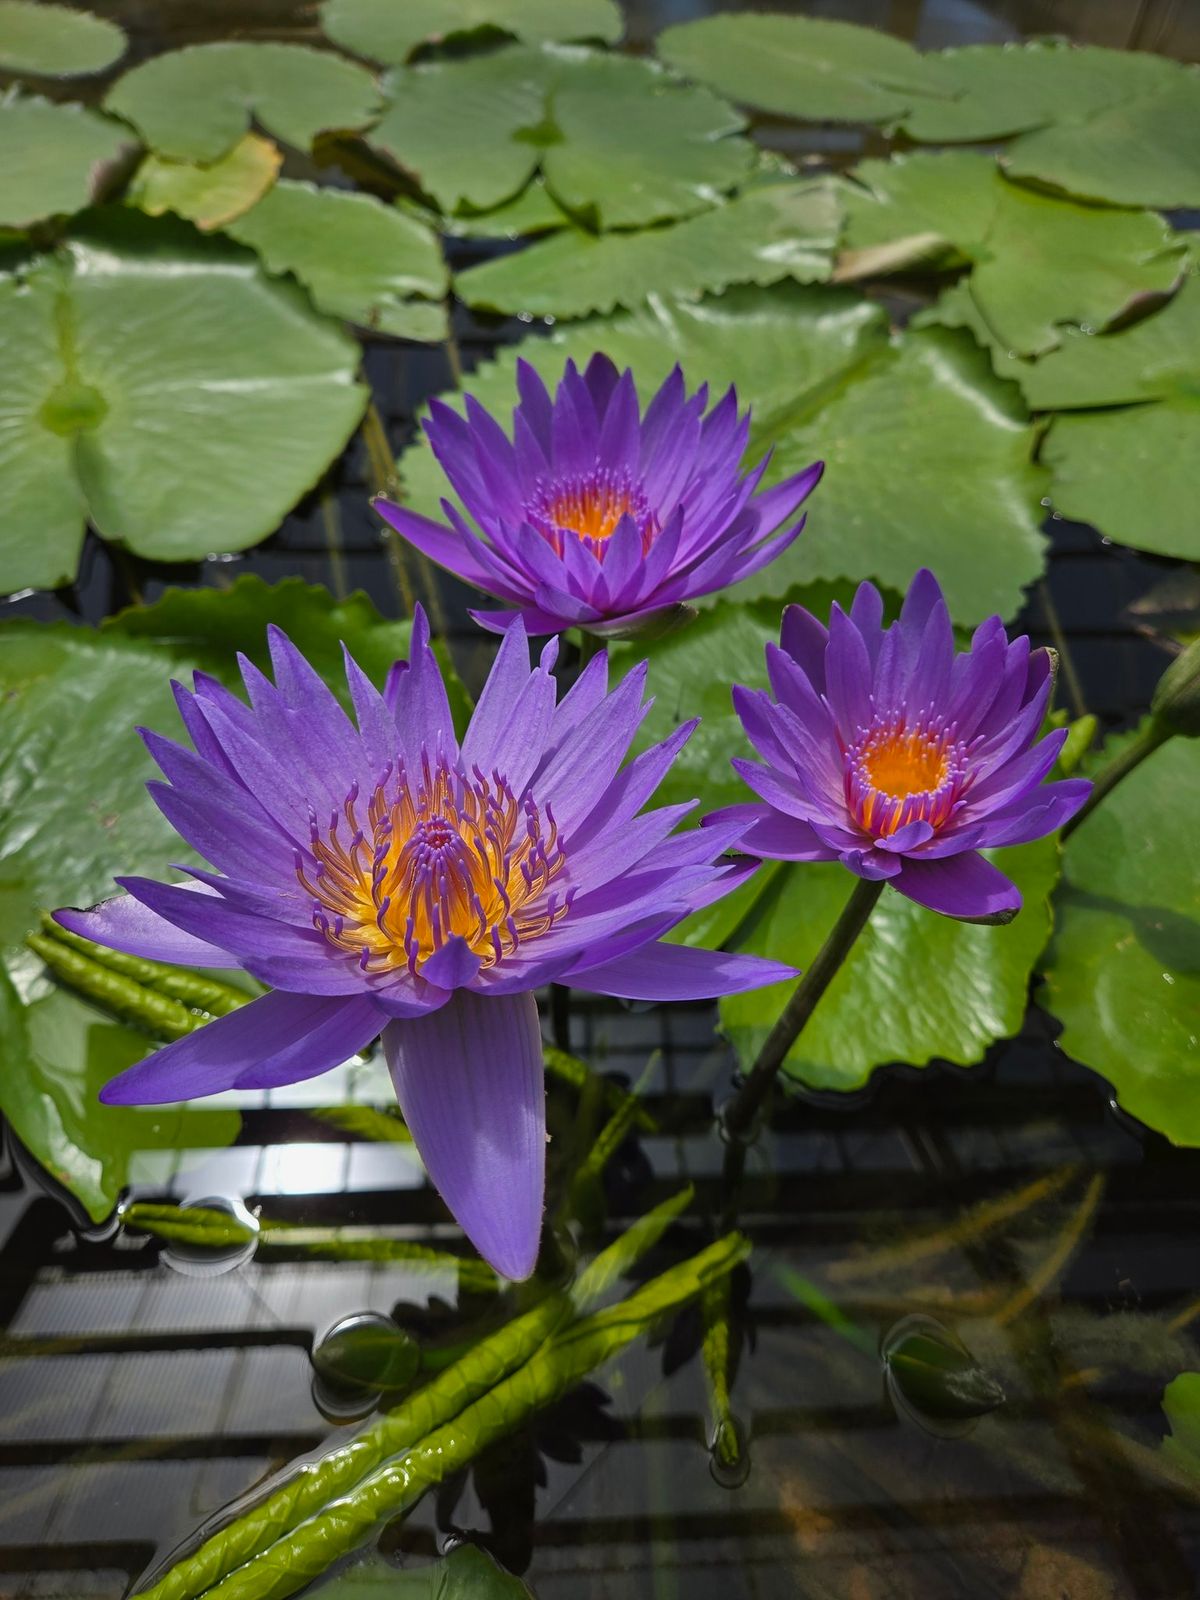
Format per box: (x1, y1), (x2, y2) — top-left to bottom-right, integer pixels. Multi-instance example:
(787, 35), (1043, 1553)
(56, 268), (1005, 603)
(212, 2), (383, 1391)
(893, 851), (1022, 922)
(567, 940), (797, 1000)
(53, 886), (241, 968)
(99, 990), (383, 1104)
(383, 989), (545, 1281)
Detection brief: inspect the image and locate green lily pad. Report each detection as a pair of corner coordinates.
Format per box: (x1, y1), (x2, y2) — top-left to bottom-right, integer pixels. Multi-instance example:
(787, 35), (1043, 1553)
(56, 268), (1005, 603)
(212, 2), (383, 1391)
(226, 179), (448, 342)
(842, 152), (1184, 357)
(0, 208), (366, 595)
(1039, 732), (1200, 1145)
(1162, 1373), (1200, 1480)
(454, 178), (840, 318)
(625, 587), (1064, 1089)
(421, 176), (569, 239)
(657, 13), (949, 125)
(127, 133), (282, 231)
(369, 44), (754, 226)
(395, 283), (1044, 626)
(0, 0), (125, 76)
(0, 962), (241, 1224)
(321, 0), (621, 64)
(0, 579), (442, 1219)
(723, 845), (1061, 1092)
(104, 42), (380, 164)
(900, 40), (1181, 144)
(314, 1545), (533, 1597)
(1041, 402), (1200, 562)
(0, 95), (134, 228)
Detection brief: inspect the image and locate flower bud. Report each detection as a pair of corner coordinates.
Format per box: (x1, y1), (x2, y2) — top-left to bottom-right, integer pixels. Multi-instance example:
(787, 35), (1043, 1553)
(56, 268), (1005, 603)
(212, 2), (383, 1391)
(1151, 638), (1200, 739)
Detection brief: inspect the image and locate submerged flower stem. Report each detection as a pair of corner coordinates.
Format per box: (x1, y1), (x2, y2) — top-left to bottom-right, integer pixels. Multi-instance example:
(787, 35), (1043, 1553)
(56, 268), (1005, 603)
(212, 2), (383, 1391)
(723, 877), (885, 1141)
(576, 628), (605, 672)
(1060, 719), (1172, 841)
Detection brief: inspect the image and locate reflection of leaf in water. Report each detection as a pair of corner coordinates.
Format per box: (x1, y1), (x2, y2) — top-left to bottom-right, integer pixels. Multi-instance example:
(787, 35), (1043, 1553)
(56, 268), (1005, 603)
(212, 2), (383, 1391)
(311, 1543), (534, 1596)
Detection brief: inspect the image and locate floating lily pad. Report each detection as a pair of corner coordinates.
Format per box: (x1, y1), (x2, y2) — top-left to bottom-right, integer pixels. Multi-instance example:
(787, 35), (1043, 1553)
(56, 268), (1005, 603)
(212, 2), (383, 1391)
(227, 179), (447, 341)
(127, 133), (282, 231)
(455, 179), (839, 318)
(842, 152), (1184, 357)
(396, 284), (1044, 626)
(0, 209), (366, 595)
(622, 587), (1064, 1089)
(657, 13), (949, 125)
(900, 40), (1181, 144)
(1039, 731), (1200, 1146)
(0, 95), (134, 228)
(321, 0), (621, 64)
(1042, 403), (1200, 562)
(105, 42), (380, 164)
(0, 0), (125, 76)
(369, 44), (754, 226)
(424, 176), (569, 239)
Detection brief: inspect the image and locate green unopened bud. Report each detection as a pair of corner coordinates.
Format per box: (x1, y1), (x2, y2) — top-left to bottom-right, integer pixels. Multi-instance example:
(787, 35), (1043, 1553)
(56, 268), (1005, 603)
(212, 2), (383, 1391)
(1151, 638), (1200, 738)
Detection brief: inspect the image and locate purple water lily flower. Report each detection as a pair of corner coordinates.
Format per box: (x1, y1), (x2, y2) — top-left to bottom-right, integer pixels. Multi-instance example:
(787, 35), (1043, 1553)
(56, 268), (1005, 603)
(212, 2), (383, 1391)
(375, 354), (823, 639)
(708, 570), (1091, 922)
(54, 612), (793, 1280)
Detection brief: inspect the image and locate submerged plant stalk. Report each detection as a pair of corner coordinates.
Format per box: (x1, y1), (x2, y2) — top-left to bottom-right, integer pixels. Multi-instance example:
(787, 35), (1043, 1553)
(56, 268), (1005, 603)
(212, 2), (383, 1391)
(132, 1292), (570, 1600)
(194, 1235), (749, 1600)
(723, 876), (884, 1140)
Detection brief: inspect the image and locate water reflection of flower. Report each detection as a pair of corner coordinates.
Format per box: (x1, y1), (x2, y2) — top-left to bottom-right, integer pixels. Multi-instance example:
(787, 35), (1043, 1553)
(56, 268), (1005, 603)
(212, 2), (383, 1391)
(55, 613), (791, 1279)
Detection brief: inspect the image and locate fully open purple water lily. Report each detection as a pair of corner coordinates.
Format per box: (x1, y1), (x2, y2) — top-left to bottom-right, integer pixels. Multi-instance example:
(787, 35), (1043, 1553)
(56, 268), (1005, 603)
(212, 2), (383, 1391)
(55, 613), (793, 1279)
(708, 570), (1091, 922)
(375, 354), (823, 639)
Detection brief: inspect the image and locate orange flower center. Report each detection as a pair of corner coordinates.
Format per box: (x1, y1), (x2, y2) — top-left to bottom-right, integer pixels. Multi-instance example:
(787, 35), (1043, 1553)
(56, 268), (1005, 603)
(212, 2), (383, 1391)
(845, 718), (966, 840)
(547, 482), (636, 544)
(297, 755), (570, 975)
(861, 728), (950, 801)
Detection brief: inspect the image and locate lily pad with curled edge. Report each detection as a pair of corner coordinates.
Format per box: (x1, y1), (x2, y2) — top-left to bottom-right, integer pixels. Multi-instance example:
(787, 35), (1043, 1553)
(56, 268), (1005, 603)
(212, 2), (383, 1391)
(368, 44), (754, 227)
(226, 179), (448, 342)
(1039, 730), (1200, 1146)
(0, 95), (134, 228)
(454, 178), (840, 318)
(394, 283), (1045, 627)
(0, 0), (126, 76)
(0, 208), (366, 595)
(840, 151), (1185, 358)
(127, 133), (282, 231)
(104, 41), (380, 164)
(320, 0), (621, 65)
(657, 12), (950, 125)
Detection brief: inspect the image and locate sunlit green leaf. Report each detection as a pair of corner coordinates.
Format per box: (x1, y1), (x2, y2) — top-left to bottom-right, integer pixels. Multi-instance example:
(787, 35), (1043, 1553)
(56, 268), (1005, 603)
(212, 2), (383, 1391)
(127, 132), (282, 231)
(105, 42), (380, 163)
(1039, 730), (1200, 1146)
(723, 841), (1060, 1092)
(0, 95), (133, 228)
(0, 209), (366, 593)
(900, 40), (1181, 143)
(842, 151), (1185, 357)
(321, 0), (621, 64)
(1162, 1373), (1200, 1480)
(657, 13), (948, 124)
(369, 44), (754, 226)
(455, 178), (839, 318)
(227, 178), (448, 341)
(421, 175), (569, 239)
(0, 962), (241, 1223)
(0, 0), (125, 75)
(396, 284), (1044, 626)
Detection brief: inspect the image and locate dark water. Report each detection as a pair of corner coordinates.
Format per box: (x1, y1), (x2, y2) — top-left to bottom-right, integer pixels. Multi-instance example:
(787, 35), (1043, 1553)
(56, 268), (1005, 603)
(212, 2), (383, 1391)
(4, 3), (1200, 1597)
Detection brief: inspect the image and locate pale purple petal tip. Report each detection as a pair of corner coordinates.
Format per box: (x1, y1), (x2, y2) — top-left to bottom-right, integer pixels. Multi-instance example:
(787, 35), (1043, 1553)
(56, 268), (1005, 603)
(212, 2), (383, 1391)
(383, 989), (546, 1282)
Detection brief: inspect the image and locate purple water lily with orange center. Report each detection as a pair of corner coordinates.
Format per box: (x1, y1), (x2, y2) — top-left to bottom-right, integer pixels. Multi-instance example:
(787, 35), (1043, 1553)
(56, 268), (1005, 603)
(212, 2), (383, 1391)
(376, 354), (823, 639)
(710, 570), (1091, 922)
(54, 613), (793, 1279)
